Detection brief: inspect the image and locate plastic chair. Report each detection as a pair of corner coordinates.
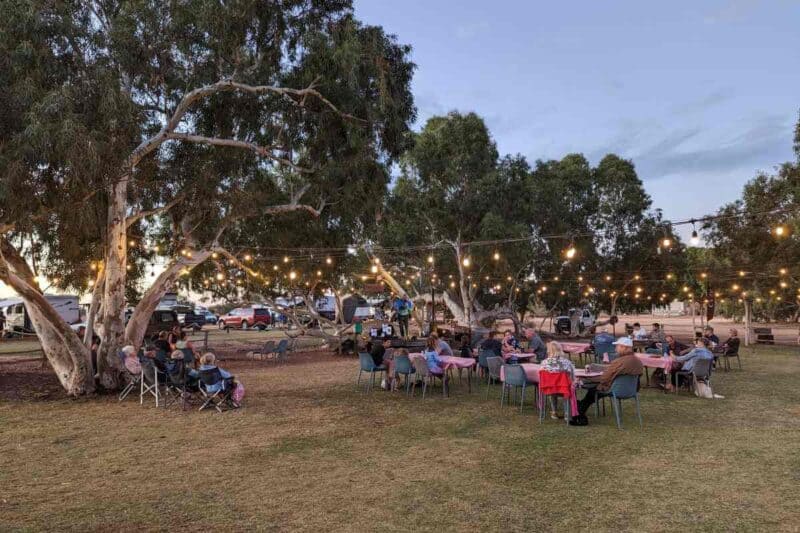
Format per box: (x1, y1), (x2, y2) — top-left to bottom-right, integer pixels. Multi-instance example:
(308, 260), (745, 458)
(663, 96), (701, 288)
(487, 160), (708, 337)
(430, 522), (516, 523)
(478, 350), (493, 383)
(608, 374), (642, 429)
(593, 342), (615, 363)
(501, 364), (536, 412)
(675, 358), (712, 395)
(411, 357), (448, 399)
(393, 354), (415, 394)
(252, 340), (275, 361)
(485, 356), (503, 400)
(538, 371), (573, 424)
(723, 346), (742, 371)
(356, 352), (386, 393)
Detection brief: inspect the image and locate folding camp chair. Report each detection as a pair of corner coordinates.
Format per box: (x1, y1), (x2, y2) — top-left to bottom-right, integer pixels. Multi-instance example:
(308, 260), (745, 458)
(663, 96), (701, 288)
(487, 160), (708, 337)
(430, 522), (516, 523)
(118, 349), (142, 402)
(139, 360), (161, 407)
(163, 359), (200, 410)
(198, 367), (235, 412)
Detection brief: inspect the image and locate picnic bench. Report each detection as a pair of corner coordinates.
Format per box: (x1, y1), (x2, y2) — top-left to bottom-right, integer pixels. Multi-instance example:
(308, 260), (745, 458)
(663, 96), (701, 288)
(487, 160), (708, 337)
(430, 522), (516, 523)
(753, 327), (774, 345)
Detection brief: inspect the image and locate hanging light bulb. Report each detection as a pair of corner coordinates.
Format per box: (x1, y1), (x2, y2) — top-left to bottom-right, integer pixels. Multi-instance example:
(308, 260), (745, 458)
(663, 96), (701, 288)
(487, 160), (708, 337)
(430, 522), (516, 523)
(211, 252), (218, 259)
(289, 271), (297, 280)
(273, 265), (279, 271)
(774, 225), (787, 237)
(662, 237), (672, 248)
(326, 257), (332, 265)
(427, 255), (434, 264)
(779, 268), (788, 275)
(493, 251), (500, 261)
(370, 265), (378, 274)
(153, 245), (160, 253)
(128, 239), (136, 247)
(462, 257), (471, 267)
(244, 254), (252, 262)
(690, 230), (699, 246)
(283, 256), (290, 263)
(564, 246), (576, 260)
(216, 273), (225, 281)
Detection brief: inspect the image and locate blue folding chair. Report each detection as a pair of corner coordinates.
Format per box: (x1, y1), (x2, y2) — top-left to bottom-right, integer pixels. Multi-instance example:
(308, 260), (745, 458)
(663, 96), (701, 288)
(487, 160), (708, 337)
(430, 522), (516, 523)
(593, 342), (615, 363)
(500, 364), (537, 412)
(356, 352), (386, 393)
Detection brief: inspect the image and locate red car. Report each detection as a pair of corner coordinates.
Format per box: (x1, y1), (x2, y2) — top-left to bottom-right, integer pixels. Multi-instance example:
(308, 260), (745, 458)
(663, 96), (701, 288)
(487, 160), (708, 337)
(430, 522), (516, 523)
(217, 307), (273, 330)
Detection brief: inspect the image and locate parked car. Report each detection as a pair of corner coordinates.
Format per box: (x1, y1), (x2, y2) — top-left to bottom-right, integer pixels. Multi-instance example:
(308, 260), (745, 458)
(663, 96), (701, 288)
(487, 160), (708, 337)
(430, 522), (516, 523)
(181, 310), (205, 330)
(203, 311), (218, 325)
(217, 307), (272, 330)
(145, 309), (181, 339)
(554, 308), (596, 334)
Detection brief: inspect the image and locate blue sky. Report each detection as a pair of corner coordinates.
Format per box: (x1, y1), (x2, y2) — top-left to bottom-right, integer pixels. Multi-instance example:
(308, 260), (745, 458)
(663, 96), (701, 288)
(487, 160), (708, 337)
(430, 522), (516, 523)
(354, 0), (800, 233)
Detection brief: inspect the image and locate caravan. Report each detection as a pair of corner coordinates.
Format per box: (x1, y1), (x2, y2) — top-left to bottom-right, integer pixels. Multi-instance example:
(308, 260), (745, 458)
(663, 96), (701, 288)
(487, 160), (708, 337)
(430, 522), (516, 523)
(0, 295), (82, 335)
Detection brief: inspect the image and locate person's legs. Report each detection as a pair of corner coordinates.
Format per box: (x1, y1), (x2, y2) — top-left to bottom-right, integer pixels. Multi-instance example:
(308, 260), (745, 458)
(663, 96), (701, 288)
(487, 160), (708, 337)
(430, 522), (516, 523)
(577, 388), (599, 416)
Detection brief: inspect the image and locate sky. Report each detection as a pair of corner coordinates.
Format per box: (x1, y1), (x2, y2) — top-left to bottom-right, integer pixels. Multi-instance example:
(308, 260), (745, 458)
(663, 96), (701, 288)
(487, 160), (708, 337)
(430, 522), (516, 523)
(354, 0), (800, 234)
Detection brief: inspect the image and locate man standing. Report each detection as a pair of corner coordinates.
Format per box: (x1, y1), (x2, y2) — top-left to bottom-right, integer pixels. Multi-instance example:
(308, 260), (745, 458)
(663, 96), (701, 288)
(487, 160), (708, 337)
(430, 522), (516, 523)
(571, 337), (643, 424)
(569, 309), (580, 337)
(393, 295), (414, 339)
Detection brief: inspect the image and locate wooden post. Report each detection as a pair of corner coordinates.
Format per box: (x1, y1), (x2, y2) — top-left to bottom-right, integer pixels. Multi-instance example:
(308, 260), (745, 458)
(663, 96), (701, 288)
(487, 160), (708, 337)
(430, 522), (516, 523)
(744, 299), (752, 347)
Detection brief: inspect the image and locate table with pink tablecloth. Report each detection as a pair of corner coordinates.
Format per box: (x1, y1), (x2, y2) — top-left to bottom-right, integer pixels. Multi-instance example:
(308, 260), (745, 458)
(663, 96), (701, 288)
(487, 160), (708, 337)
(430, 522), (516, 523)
(635, 354), (674, 386)
(410, 354), (476, 391)
(500, 363), (601, 383)
(559, 342), (591, 354)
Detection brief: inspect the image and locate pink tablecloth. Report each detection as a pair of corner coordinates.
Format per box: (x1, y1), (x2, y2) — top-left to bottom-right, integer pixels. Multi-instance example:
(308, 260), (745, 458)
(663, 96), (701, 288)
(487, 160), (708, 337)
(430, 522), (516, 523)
(409, 353), (475, 370)
(635, 354), (673, 371)
(500, 363), (601, 383)
(559, 342), (591, 354)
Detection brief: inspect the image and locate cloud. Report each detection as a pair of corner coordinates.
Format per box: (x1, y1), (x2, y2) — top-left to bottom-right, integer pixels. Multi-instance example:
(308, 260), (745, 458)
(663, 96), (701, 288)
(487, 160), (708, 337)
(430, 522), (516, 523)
(634, 114), (792, 179)
(671, 88), (735, 116)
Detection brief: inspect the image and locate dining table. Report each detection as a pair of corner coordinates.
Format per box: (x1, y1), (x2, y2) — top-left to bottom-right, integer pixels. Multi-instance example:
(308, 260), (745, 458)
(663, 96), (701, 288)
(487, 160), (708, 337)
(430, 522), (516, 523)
(409, 353), (477, 392)
(635, 353), (674, 387)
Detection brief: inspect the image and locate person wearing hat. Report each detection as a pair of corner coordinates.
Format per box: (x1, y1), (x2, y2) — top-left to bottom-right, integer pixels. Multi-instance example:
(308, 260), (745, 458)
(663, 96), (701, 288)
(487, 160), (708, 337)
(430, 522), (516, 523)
(571, 336), (643, 424)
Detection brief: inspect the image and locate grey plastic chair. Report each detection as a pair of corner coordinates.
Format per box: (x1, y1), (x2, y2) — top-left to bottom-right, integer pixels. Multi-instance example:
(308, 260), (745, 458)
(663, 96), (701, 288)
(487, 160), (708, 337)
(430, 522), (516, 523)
(393, 354), (415, 394)
(252, 340), (275, 361)
(411, 358), (447, 399)
(608, 374), (643, 429)
(356, 352), (386, 393)
(501, 364), (536, 412)
(485, 356), (503, 400)
(675, 358), (712, 395)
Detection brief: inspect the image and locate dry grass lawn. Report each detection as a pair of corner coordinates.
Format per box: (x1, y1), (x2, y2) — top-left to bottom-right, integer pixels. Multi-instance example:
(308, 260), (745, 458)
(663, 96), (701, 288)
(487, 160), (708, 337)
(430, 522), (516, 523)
(1, 344), (799, 532)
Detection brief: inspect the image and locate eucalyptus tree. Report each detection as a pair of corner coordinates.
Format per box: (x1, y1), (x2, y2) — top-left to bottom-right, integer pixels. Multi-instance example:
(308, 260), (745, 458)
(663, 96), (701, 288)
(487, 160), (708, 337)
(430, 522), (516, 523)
(0, 1), (415, 394)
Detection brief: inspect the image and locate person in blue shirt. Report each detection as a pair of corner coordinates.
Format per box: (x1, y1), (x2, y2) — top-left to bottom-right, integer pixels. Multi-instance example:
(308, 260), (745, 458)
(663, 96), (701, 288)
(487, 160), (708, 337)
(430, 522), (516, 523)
(198, 352), (234, 393)
(393, 295), (414, 338)
(669, 337), (714, 389)
(421, 336), (449, 393)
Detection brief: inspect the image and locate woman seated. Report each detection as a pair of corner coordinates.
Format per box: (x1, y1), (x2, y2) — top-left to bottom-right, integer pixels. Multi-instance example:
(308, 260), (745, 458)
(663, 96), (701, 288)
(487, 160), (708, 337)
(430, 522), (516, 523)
(541, 341), (575, 419)
(120, 345), (142, 375)
(501, 330), (519, 357)
(422, 337), (449, 390)
(198, 353), (234, 388)
(722, 328), (740, 355)
(169, 350), (199, 383)
(669, 337), (714, 390)
(174, 331), (198, 366)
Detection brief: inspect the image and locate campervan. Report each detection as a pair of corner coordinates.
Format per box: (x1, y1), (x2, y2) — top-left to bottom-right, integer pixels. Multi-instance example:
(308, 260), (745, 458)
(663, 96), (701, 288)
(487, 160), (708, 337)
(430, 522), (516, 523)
(0, 295), (82, 334)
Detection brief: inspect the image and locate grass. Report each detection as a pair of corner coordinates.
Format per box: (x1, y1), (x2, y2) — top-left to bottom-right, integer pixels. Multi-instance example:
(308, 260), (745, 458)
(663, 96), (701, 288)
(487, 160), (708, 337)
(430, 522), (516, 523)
(1, 346), (799, 531)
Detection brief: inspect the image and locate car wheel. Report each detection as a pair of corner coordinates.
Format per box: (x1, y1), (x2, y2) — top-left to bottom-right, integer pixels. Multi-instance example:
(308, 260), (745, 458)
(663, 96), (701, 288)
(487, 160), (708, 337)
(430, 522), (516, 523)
(255, 323), (266, 331)
(241, 320), (248, 330)
(218, 320), (225, 329)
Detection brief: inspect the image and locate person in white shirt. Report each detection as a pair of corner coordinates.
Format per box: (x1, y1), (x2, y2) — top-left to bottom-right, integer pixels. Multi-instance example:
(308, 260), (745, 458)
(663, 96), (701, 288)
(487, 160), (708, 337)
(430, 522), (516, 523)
(632, 322), (649, 340)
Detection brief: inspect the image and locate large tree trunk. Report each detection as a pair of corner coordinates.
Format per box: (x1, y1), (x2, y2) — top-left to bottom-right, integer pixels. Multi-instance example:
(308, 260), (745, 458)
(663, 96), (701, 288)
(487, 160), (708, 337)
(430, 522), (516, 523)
(98, 177), (129, 389)
(84, 268), (105, 347)
(0, 238), (94, 395)
(125, 250), (211, 349)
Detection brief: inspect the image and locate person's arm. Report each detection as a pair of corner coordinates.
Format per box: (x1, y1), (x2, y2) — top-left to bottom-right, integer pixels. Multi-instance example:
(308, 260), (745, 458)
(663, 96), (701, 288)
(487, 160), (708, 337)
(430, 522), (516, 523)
(674, 348), (697, 363)
(598, 358), (625, 389)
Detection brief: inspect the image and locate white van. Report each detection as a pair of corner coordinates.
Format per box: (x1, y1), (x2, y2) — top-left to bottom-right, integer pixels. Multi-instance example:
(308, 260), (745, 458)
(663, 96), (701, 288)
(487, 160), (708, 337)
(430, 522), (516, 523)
(0, 295), (82, 334)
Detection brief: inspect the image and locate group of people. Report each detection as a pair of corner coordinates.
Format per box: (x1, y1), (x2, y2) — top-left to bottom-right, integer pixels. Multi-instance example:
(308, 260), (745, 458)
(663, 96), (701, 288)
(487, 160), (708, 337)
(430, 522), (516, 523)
(477, 328), (547, 362)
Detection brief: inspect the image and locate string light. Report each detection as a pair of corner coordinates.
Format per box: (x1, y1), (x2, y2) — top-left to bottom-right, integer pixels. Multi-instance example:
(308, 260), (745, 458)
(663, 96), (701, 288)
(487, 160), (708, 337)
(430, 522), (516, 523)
(428, 255), (435, 264)
(462, 257), (471, 267)
(326, 257), (332, 265)
(283, 256), (290, 263)
(211, 252), (218, 259)
(128, 239), (136, 247)
(661, 237), (672, 248)
(244, 254), (252, 262)
(564, 246), (576, 260)
(774, 225), (787, 237)
(289, 271), (297, 280)
(216, 273), (225, 281)
(493, 251), (500, 261)
(370, 265), (378, 274)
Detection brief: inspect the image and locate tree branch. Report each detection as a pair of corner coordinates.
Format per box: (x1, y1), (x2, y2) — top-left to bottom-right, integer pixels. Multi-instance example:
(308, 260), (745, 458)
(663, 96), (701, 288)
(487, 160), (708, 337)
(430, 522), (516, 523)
(125, 193), (185, 228)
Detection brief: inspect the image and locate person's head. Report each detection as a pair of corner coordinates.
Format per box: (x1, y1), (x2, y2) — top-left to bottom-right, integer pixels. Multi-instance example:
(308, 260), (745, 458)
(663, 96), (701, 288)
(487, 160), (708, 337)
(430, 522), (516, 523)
(652, 323), (661, 331)
(546, 341), (564, 359)
(504, 330), (512, 339)
(695, 337), (710, 348)
(526, 327), (537, 340)
(158, 330), (168, 340)
(396, 348), (409, 357)
(179, 331), (186, 341)
(430, 332), (439, 340)
(729, 328), (738, 338)
(77, 325), (86, 336)
(425, 337), (437, 350)
(633, 322), (641, 329)
(704, 326), (714, 335)
(382, 337), (392, 348)
(200, 352), (216, 366)
(665, 334), (675, 345)
(121, 345), (136, 358)
(170, 350), (184, 360)
(613, 336), (634, 356)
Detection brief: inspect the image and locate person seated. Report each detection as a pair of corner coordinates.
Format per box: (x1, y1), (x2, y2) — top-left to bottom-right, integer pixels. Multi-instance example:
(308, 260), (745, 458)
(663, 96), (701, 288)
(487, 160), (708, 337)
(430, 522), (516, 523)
(542, 341), (576, 419)
(431, 332), (454, 356)
(722, 328), (740, 356)
(168, 325), (182, 350)
(663, 335), (689, 356)
(120, 345), (142, 375)
(169, 349), (200, 384)
(422, 336), (450, 390)
(526, 327), (547, 362)
(370, 337), (395, 387)
(631, 322), (648, 340)
(571, 337), (643, 425)
(669, 337), (714, 389)
(153, 330), (171, 356)
(459, 334), (474, 359)
(198, 352), (235, 392)
(592, 327), (615, 346)
(501, 330), (519, 356)
(480, 331), (503, 357)
(649, 323), (666, 344)
(703, 326), (720, 347)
